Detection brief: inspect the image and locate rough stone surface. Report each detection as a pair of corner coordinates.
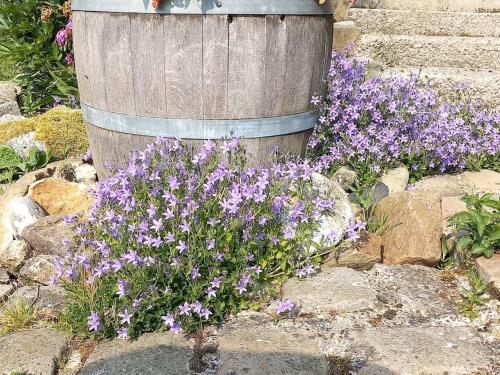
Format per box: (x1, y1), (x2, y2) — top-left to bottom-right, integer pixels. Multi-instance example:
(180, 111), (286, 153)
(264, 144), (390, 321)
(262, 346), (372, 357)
(375, 191), (442, 266)
(333, 326), (499, 374)
(0, 239), (30, 271)
(326, 235), (382, 270)
(310, 173), (355, 248)
(333, 20), (361, 52)
(0, 100), (21, 116)
(0, 327), (70, 375)
(28, 177), (93, 216)
(23, 215), (80, 257)
(353, 0), (500, 12)
(283, 267), (377, 314)
(0, 283), (13, 300)
(19, 254), (57, 285)
(75, 163), (97, 184)
(8, 285), (67, 313)
(331, 166), (357, 190)
(477, 254), (500, 289)
(0, 267), (10, 283)
(413, 174), (466, 197)
(462, 169), (500, 195)
(7, 131), (47, 158)
(379, 166), (409, 194)
(2, 196), (46, 238)
(218, 327), (329, 375)
(441, 195), (467, 220)
(79, 332), (191, 375)
(0, 114), (24, 123)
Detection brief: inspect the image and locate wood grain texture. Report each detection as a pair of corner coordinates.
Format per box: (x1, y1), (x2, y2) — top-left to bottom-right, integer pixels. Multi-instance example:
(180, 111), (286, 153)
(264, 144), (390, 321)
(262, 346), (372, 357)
(227, 16), (266, 119)
(102, 14), (136, 114)
(85, 12), (108, 108)
(131, 14), (167, 117)
(164, 15), (203, 119)
(310, 16), (328, 99)
(72, 12), (92, 105)
(263, 15), (288, 117)
(202, 15), (229, 119)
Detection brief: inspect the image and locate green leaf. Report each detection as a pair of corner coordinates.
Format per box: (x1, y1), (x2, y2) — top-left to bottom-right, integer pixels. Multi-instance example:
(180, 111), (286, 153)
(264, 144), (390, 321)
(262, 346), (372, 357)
(456, 236), (473, 252)
(0, 145), (21, 169)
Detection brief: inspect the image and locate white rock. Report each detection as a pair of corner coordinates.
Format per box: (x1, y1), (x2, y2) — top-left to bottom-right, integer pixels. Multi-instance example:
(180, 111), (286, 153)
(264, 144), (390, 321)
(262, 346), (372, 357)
(75, 163), (97, 184)
(379, 166), (409, 194)
(0, 114), (24, 124)
(331, 166), (357, 190)
(19, 254), (57, 285)
(0, 239), (30, 271)
(7, 131), (47, 158)
(3, 196), (46, 238)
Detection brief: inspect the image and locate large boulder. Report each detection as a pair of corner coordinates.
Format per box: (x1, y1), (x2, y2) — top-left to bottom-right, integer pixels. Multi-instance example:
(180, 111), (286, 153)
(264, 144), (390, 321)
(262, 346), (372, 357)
(2, 196), (46, 238)
(413, 174), (466, 197)
(75, 163), (97, 184)
(0, 239), (31, 271)
(19, 254), (57, 285)
(23, 215), (80, 257)
(28, 177), (93, 216)
(462, 169), (500, 195)
(374, 191), (442, 266)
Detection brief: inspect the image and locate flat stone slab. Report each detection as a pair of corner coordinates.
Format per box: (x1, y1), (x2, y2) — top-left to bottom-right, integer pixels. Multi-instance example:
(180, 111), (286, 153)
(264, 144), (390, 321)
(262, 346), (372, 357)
(218, 327), (329, 375)
(283, 267), (377, 315)
(9, 285), (67, 313)
(0, 327), (70, 375)
(79, 332), (191, 375)
(477, 254), (500, 290)
(336, 326), (499, 374)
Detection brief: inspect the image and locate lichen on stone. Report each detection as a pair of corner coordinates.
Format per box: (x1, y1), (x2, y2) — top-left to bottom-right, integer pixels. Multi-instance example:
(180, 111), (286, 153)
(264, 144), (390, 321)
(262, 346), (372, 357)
(0, 106), (88, 159)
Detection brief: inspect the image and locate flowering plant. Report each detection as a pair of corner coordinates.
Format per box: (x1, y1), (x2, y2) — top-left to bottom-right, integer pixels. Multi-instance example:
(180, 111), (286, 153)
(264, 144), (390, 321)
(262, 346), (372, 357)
(56, 138), (333, 339)
(308, 51), (500, 184)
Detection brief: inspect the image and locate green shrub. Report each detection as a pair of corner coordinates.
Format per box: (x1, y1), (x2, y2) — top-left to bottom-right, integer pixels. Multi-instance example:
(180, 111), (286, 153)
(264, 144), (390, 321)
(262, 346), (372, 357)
(0, 144), (51, 183)
(449, 193), (499, 258)
(0, 0), (77, 114)
(55, 139), (333, 339)
(0, 106), (88, 159)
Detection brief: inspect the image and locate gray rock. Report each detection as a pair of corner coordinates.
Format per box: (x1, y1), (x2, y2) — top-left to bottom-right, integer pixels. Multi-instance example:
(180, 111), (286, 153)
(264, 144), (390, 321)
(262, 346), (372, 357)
(75, 163), (97, 184)
(0, 327), (70, 375)
(0, 114), (24, 124)
(379, 166), (409, 194)
(0, 100), (21, 116)
(7, 131), (47, 158)
(476, 254), (500, 290)
(310, 173), (355, 248)
(0, 267), (10, 283)
(327, 235), (382, 271)
(0, 239), (30, 271)
(333, 326), (499, 374)
(331, 166), (357, 190)
(3, 196), (46, 238)
(8, 285), (67, 313)
(218, 327), (329, 375)
(0, 283), (13, 300)
(79, 332), (191, 375)
(23, 215), (80, 257)
(19, 254), (57, 285)
(283, 267), (377, 315)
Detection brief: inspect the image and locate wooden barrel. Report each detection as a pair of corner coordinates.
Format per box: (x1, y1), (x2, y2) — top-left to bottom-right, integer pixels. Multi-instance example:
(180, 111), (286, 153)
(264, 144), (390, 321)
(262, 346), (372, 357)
(72, 0), (334, 178)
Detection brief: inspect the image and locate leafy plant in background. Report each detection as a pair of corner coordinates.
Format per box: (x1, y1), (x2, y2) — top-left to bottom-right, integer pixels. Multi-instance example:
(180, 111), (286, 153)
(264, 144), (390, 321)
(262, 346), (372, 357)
(449, 193), (499, 259)
(308, 51), (500, 185)
(0, 0), (77, 114)
(0, 144), (51, 183)
(55, 138), (335, 339)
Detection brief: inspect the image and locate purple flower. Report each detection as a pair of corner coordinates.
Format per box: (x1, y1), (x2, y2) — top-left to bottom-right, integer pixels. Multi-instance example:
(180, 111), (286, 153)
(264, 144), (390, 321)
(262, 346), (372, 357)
(118, 309), (133, 325)
(63, 214), (77, 224)
(117, 327), (128, 340)
(191, 266), (201, 280)
(87, 311), (100, 331)
(179, 302), (192, 316)
(176, 240), (187, 254)
(161, 313), (175, 327)
(65, 52), (74, 65)
(55, 28), (68, 46)
(276, 299), (295, 314)
(171, 321), (182, 334)
(116, 279), (128, 298)
(207, 239), (215, 250)
(200, 308), (212, 320)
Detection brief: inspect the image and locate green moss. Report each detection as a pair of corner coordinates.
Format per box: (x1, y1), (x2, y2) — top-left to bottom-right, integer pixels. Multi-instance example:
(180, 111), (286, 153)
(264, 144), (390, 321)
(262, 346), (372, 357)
(0, 106), (88, 159)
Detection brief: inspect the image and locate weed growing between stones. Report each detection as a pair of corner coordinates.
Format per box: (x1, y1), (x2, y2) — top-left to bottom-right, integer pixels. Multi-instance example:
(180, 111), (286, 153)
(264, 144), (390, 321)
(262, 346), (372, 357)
(55, 138), (336, 339)
(0, 299), (43, 335)
(308, 51), (500, 185)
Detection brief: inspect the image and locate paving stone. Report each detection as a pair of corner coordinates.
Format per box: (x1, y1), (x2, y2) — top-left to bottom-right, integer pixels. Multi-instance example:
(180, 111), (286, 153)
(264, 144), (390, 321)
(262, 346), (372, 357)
(283, 267), (377, 315)
(0, 327), (70, 375)
(335, 326), (499, 374)
(218, 327), (329, 375)
(79, 332), (191, 375)
(9, 285), (67, 313)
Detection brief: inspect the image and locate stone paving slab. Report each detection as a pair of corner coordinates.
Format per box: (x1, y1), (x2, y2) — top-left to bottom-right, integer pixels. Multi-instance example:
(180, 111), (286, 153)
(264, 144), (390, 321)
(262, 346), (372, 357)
(335, 326), (499, 375)
(79, 332), (191, 375)
(218, 327), (329, 375)
(0, 327), (70, 375)
(283, 267), (377, 315)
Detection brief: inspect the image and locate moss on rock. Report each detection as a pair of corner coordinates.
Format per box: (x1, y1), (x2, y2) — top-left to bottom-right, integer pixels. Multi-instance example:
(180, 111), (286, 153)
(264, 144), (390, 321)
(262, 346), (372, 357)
(0, 106), (88, 159)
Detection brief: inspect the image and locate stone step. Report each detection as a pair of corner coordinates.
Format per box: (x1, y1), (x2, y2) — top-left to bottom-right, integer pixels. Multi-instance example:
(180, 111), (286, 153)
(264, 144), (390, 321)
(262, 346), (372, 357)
(349, 8), (500, 37)
(354, 0), (500, 13)
(358, 34), (500, 70)
(370, 66), (500, 109)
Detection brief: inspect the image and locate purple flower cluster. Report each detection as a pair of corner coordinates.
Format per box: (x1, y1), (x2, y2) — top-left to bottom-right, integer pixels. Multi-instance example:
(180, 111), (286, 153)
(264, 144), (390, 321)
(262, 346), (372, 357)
(55, 19), (74, 65)
(308, 51), (500, 182)
(57, 138), (330, 338)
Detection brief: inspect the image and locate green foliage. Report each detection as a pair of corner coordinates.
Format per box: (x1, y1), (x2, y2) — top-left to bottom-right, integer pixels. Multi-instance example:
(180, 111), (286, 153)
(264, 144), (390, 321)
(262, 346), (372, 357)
(0, 106), (88, 159)
(0, 144), (51, 183)
(459, 269), (486, 320)
(0, 0), (77, 114)
(0, 298), (43, 336)
(349, 182), (389, 235)
(449, 193), (500, 258)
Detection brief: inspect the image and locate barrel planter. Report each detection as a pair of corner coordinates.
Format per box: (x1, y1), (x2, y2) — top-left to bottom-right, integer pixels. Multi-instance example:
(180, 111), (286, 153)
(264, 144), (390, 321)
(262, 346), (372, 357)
(72, 0), (335, 178)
